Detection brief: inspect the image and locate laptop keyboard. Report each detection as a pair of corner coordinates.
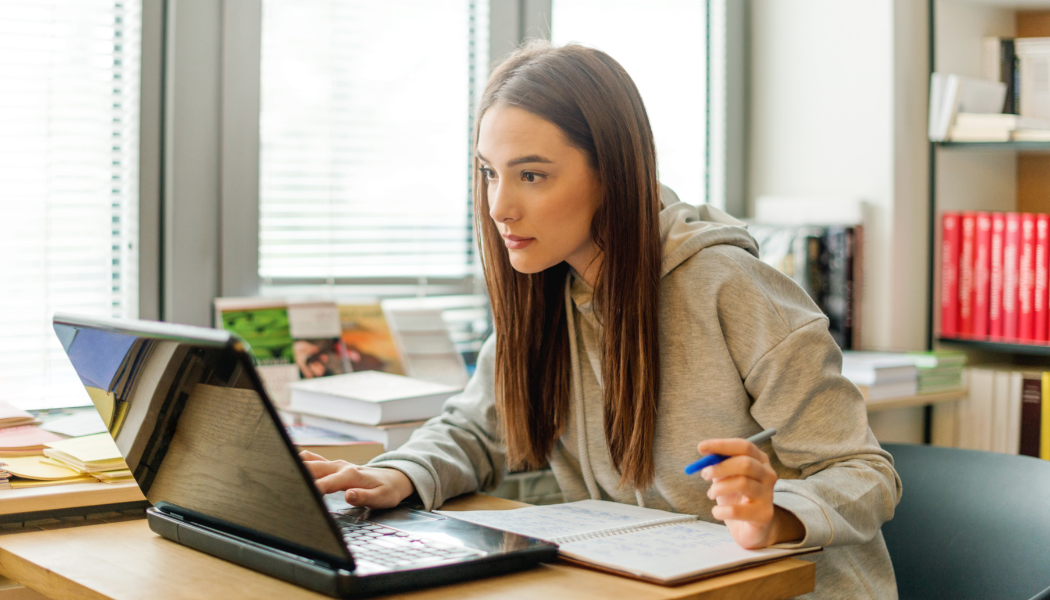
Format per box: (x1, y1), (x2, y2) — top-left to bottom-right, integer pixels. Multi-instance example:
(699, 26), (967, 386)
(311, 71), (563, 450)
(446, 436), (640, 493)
(339, 522), (485, 574)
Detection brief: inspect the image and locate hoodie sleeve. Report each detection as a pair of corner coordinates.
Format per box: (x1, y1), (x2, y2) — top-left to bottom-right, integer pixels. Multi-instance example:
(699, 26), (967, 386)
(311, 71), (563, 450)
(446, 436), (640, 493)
(707, 247), (902, 549)
(365, 335), (506, 511)
(745, 318), (902, 549)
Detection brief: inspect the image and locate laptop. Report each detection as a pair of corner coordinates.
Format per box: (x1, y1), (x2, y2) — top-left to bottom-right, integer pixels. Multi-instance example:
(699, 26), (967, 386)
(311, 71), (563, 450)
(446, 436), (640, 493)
(52, 313), (558, 598)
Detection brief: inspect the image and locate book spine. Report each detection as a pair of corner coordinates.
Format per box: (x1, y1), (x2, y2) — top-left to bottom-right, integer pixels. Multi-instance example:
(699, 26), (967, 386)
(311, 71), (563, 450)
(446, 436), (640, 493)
(941, 213), (961, 337)
(973, 212), (993, 338)
(1037, 214), (1050, 343)
(1020, 375), (1042, 458)
(1043, 372), (1050, 461)
(958, 213), (977, 336)
(1020, 214), (1037, 341)
(990, 213), (1006, 338)
(823, 227), (851, 350)
(1003, 213), (1022, 341)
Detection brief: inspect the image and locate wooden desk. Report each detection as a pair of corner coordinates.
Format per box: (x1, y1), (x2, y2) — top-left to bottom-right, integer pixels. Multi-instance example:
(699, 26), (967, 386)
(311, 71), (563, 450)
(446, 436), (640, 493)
(0, 494), (814, 600)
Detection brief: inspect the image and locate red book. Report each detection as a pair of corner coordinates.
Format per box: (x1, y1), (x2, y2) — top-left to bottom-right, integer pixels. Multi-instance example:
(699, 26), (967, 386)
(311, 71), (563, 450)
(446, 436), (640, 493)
(1003, 213), (1022, 341)
(972, 212), (993, 338)
(1020, 214), (1037, 341)
(1036, 214), (1050, 343)
(990, 213), (1006, 338)
(958, 213), (977, 336)
(941, 212), (961, 337)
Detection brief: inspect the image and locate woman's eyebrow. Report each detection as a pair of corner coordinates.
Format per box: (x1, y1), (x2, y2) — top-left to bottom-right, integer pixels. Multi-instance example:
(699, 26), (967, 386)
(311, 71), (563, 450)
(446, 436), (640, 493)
(475, 151), (553, 167)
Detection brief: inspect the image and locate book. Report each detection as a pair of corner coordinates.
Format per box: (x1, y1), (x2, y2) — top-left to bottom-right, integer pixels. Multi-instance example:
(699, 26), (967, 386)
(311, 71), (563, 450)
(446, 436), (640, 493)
(1019, 373), (1042, 458)
(1043, 372), (1050, 461)
(288, 370), (459, 426)
(435, 500), (818, 585)
(1017, 39), (1050, 121)
(982, 37), (1018, 114)
(284, 409), (425, 450)
(338, 304), (404, 375)
(3, 456), (86, 481)
(928, 73), (1007, 141)
(1003, 213), (1022, 340)
(1019, 214), (1037, 341)
(841, 352), (919, 387)
(958, 213), (976, 335)
(973, 212), (992, 337)
(1036, 215), (1049, 343)
(941, 212), (960, 337)
(990, 213), (1006, 338)
(285, 423), (385, 464)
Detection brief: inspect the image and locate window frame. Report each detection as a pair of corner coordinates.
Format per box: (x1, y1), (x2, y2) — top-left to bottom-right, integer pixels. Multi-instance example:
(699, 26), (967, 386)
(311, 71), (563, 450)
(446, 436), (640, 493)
(146, 0), (740, 327)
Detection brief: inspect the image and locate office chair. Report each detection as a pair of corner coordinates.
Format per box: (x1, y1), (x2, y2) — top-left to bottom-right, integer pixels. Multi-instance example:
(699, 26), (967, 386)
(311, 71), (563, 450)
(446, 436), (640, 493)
(881, 443), (1050, 600)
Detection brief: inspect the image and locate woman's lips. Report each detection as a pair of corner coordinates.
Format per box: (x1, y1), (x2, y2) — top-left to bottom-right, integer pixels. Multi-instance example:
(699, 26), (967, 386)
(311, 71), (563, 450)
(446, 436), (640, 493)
(503, 234), (535, 250)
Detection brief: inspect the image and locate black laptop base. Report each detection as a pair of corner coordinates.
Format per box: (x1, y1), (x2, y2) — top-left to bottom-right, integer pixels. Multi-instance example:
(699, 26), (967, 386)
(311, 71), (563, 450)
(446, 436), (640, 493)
(147, 506), (558, 598)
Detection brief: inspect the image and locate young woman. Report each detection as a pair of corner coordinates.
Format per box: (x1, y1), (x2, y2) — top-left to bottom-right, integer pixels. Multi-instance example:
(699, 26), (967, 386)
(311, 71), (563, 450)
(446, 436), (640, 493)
(301, 42), (902, 598)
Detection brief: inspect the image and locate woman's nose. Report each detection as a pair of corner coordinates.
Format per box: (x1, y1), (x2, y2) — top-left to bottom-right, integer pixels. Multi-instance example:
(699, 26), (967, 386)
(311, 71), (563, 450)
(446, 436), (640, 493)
(488, 183), (520, 223)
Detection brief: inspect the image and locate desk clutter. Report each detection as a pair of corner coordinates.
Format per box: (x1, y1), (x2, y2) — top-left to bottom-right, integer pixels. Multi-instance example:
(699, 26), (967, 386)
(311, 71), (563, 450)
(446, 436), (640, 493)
(0, 404), (130, 490)
(214, 297), (475, 407)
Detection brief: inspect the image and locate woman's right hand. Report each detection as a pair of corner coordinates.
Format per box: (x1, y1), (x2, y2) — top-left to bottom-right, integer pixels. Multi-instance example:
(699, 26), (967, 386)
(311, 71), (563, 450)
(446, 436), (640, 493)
(299, 450), (416, 509)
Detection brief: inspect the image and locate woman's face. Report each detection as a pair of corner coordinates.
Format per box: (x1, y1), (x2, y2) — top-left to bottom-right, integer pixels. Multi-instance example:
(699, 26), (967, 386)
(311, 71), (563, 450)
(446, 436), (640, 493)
(476, 104), (602, 282)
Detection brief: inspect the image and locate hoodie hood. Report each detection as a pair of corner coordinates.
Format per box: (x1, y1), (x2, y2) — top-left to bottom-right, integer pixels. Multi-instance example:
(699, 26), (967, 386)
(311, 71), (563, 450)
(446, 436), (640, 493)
(658, 184), (758, 277)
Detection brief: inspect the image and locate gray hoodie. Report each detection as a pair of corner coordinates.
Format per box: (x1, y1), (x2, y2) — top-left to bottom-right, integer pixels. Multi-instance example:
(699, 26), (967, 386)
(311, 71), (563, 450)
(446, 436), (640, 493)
(369, 188), (902, 599)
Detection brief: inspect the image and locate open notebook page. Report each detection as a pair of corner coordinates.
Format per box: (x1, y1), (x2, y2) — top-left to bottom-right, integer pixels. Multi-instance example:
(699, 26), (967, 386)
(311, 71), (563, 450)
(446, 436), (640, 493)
(435, 499), (696, 542)
(559, 519), (806, 583)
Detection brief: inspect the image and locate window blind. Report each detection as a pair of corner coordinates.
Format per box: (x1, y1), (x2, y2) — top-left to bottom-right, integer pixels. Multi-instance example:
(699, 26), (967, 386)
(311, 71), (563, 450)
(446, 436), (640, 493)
(0, 0), (141, 409)
(551, 0), (707, 206)
(259, 0), (488, 284)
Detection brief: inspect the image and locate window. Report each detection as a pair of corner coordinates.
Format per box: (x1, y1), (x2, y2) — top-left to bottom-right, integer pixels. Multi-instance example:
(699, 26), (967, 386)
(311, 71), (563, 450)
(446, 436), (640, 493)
(551, 0), (708, 207)
(0, 0), (141, 409)
(258, 0), (488, 292)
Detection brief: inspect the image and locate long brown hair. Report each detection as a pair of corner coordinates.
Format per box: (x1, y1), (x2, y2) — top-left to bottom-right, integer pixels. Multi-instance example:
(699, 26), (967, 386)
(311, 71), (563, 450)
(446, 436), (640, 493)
(474, 42), (662, 490)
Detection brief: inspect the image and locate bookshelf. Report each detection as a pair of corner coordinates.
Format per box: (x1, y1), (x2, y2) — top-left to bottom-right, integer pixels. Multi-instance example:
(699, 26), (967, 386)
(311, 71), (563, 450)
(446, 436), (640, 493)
(928, 0), (1050, 356)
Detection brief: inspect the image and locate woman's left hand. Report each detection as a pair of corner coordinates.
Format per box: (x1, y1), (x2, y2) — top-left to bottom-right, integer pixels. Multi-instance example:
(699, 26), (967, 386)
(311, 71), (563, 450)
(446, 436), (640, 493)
(697, 438), (805, 549)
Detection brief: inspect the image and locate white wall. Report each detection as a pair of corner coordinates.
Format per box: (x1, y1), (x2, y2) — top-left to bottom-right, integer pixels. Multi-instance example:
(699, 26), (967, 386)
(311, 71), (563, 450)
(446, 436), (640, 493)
(749, 0), (931, 443)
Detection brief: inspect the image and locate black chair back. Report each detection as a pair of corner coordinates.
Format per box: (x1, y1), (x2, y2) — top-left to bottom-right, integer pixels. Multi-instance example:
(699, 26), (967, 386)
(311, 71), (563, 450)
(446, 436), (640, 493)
(882, 443), (1050, 600)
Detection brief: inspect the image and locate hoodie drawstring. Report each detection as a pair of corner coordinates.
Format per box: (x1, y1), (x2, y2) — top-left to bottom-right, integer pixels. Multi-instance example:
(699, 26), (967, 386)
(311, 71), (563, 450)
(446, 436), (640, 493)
(564, 276), (646, 508)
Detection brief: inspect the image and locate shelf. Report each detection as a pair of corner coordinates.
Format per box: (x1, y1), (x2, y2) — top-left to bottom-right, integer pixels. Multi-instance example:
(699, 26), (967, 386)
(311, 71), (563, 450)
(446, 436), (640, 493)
(935, 141), (1050, 152)
(938, 337), (1050, 356)
(865, 389), (968, 413)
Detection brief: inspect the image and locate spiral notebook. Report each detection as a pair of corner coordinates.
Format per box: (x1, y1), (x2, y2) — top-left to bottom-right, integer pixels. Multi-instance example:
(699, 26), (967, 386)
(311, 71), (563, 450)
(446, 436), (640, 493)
(436, 499), (818, 584)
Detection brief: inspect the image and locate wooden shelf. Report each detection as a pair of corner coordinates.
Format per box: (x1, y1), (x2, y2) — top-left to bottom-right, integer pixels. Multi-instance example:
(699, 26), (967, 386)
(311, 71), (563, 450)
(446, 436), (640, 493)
(938, 337), (1050, 357)
(865, 388), (968, 413)
(935, 141), (1050, 152)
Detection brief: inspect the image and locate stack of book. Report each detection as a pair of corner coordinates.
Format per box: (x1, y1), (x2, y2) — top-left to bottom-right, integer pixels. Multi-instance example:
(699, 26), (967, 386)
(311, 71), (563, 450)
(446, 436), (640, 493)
(841, 353), (919, 400)
(749, 223), (862, 350)
(933, 367), (1050, 457)
(940, 211), (1050, 345)
(841, 351), (967, 401)
(282, 370), (461, 451)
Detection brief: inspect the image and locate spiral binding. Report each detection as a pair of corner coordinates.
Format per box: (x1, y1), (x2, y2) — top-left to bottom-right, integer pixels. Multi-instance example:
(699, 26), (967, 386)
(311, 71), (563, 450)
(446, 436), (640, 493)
(550, 515), (699, 545)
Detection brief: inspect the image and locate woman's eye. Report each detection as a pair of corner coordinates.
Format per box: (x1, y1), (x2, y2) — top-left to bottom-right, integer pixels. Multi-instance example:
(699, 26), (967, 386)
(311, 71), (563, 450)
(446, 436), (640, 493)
(522, 172), (541, 183)
(478, 167), (495, 181)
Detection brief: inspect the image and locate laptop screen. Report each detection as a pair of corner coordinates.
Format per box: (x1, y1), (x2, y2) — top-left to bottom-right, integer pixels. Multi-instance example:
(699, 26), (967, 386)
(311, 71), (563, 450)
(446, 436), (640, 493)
(53, 315), (353, 566)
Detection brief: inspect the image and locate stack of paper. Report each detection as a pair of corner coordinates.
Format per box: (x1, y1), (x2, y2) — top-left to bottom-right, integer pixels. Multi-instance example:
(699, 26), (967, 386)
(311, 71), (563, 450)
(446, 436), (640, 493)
(0, 462), (10, 490)
(0, 402), (40, 429)
(42, 434), (133, 483)
(3, 456), (95, 488)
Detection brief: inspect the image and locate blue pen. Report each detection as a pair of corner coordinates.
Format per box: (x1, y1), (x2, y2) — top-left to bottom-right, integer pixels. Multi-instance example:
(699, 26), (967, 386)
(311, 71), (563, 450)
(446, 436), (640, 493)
(684, 428), (777, 475)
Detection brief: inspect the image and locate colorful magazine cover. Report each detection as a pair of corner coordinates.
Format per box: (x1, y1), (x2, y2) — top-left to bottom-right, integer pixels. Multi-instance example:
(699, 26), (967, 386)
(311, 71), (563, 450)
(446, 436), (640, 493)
(339, 304), (404, 375)
(219, 305), (295, 365)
